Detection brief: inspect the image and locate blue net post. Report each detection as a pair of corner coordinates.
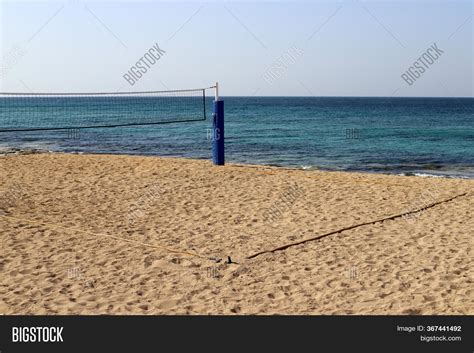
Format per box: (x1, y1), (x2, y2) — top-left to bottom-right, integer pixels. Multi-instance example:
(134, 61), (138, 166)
(212, 99), (225, 165)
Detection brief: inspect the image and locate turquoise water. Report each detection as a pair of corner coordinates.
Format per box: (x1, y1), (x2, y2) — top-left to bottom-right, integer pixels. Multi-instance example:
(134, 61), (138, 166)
(0, 96), (473, 178)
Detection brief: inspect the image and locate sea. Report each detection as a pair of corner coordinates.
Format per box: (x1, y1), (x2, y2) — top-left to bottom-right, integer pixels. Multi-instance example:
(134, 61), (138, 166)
(0, 96), (473, 179)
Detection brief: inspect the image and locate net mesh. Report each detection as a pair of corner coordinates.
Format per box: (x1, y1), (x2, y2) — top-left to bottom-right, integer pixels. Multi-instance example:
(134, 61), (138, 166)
(0, 88), (207, 132)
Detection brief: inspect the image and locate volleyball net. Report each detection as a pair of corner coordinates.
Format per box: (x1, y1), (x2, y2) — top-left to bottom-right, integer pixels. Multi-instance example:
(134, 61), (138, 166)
(0, 88), (210, 132)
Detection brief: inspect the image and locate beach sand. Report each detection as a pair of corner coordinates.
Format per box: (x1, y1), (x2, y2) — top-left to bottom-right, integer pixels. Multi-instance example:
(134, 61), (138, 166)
(0, 153), (472, 314)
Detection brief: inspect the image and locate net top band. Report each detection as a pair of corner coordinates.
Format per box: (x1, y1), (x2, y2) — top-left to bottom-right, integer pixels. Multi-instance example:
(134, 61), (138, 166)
(0, 86), (216, 96)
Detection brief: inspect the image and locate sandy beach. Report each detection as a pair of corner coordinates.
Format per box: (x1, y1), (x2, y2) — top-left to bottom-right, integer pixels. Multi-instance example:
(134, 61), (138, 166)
(0, 153), (472, 314)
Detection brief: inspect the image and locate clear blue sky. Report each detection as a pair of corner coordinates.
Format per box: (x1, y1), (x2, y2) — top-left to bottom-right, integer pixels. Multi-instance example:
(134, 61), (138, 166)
(1, 0), (472, 96)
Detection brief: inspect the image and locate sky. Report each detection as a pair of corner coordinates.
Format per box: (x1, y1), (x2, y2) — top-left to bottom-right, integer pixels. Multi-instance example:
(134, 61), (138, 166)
(0, 0), (472, 97)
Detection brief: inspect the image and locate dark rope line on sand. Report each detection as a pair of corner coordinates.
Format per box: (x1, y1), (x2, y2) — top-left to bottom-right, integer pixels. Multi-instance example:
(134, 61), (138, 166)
(246, 192), (470, 260)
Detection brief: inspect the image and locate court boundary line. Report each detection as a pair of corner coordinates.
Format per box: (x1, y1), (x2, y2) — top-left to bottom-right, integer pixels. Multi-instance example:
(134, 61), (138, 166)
(1, 192), (470, 266)
(246, 192), (470, 260)
(0, 213), (219, 262)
